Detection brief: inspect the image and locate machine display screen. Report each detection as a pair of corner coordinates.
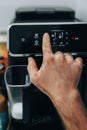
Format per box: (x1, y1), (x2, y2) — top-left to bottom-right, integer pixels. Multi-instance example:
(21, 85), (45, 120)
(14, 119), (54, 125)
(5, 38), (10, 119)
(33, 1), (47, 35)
(9, 23), (87, 55)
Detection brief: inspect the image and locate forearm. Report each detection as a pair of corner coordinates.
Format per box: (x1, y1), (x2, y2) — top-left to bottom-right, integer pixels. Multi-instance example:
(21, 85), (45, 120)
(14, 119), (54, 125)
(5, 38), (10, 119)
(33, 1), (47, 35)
(50, 89), (87, 130)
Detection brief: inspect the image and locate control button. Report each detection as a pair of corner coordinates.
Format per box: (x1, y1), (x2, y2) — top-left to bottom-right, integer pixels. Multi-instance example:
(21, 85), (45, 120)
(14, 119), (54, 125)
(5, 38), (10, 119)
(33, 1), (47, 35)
(51, 32), (57, 39)
(59, 44), (65, 47)
(66, 32), (68, 35)
(51, 34), (55, 38)
(52, 41), (57, 46)
(34, 40), (39, 46)
(20, 37), (27, 43)
(75, 37), (79, 40)
(71, 36), (79, 41)
(59, 41), (65, 47)
(20, 33), (33, 44)
(58, 32), (64, 39)
(52, 37), (57, 42)
(60, 41), (63, 45)
(51, 32), (57, 46)
(72, 36), (75, 41)
(34, 33), (39, 39)
(66, 42), (69, 45)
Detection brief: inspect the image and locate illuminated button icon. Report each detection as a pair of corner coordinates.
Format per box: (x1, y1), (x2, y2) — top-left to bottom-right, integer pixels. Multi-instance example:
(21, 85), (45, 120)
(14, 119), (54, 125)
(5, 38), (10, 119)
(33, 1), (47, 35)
(66, 42), (69, 45)
(21, 37), (27, 43)
(58, 32), (64, 39)
(34, 33), (39, 39)
(66, 32), (68, 35)
(53, 38), (57, 41)
(59, 41), (65, 47)
(60, 41), (63, 45)
(72, 36), (75, 41)
(34, 40), (39, 46)
(51, 32), (57, 39)
(52, 41), (56, 45)
(51, 34), (55, 38)
(59, 44), (65, 47)
(75, 37), (79, 40)
(72, 36), (79, 41)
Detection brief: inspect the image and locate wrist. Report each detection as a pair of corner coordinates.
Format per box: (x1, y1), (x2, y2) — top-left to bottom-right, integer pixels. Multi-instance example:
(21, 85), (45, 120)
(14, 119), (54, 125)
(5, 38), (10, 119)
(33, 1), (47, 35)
(65, 88), (81, 104)
(50, 88), (81, 106)
(50, 88), (87, 130)
(49, 88), (83, 118)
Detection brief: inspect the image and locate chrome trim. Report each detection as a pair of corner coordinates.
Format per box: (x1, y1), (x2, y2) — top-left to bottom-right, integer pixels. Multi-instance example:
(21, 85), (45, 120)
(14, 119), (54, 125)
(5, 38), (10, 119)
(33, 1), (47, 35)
(9, 52), (87, 57)
(8, 22), (87, 28)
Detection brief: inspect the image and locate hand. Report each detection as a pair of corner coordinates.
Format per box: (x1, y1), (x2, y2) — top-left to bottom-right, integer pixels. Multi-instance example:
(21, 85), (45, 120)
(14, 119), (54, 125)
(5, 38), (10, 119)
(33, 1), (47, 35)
(27, 33), (83, 102)
(27, 33), (87, 130)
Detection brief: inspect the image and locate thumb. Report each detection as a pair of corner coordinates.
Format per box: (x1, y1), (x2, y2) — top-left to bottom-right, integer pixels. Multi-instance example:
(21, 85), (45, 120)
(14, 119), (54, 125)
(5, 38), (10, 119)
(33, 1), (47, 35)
(27, 57), (38, 83)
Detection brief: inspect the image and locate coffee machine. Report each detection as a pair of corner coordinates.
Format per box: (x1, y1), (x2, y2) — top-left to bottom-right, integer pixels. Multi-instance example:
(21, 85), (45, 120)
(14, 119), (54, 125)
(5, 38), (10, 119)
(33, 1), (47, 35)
(7, 7), (87, 130)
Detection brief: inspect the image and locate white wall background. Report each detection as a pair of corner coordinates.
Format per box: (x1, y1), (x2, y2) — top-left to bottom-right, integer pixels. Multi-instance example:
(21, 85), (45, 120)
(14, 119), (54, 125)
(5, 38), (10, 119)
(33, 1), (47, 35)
(0, 0), (77, 31)
(0, 0), (87, 31)
(76, 0), (87, 21)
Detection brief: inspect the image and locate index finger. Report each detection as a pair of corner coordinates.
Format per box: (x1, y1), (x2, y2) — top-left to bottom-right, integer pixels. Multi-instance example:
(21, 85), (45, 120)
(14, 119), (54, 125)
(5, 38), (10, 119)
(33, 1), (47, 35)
(42, 33), (52, 56)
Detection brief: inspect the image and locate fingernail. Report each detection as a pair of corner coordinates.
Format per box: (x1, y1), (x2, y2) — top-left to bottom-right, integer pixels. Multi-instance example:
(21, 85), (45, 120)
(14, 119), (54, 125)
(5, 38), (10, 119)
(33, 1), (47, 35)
(43, 33), (49, 37)
(28, 57), (32, 63)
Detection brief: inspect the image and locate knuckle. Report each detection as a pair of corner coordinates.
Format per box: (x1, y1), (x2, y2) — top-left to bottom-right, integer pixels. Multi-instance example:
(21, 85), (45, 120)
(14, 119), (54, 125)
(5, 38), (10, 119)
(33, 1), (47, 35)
(45, 54), (54, 63)
(65, 55), (74, 63)
(55, 51), (62, 55)
(65, 53), (73, 58)
(55, 52), (65, 62)
(77, 57), (83, 64)
(75, 57), (83, 69)
(72, 58), (83, 73)
(30, 73), (39, 84)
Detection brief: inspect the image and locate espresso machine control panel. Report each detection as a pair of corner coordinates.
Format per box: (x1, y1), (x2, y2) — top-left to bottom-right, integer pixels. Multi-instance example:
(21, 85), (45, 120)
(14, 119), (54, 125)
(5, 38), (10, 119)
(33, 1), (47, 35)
(8, 22), (87, 56)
